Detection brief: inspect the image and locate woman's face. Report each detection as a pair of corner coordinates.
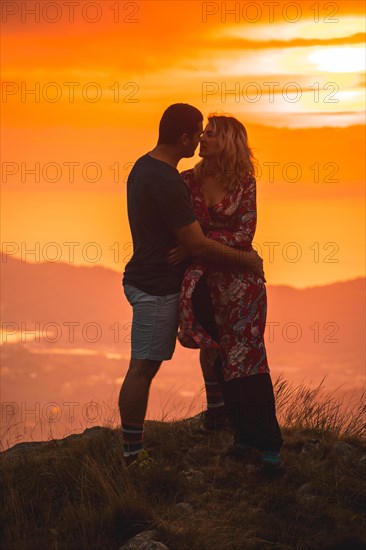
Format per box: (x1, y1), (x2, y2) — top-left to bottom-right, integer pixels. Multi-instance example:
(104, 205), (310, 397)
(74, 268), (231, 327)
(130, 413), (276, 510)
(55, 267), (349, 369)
(199, 122), (220, 159)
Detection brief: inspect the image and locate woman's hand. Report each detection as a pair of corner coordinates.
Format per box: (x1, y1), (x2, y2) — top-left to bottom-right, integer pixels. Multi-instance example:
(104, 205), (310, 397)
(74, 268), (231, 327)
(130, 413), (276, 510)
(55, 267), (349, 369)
(247, 250), (266, 283)
(168, 244), (190, 266)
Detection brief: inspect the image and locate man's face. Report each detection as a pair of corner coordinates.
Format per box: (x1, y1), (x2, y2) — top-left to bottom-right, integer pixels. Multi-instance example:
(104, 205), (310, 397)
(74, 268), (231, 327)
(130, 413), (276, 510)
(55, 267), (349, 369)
(182, 121), (203, 157)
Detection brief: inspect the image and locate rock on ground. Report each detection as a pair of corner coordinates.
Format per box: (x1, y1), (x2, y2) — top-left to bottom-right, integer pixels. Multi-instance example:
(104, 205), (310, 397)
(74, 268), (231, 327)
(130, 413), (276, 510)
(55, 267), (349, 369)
(119, 530), (169, 550)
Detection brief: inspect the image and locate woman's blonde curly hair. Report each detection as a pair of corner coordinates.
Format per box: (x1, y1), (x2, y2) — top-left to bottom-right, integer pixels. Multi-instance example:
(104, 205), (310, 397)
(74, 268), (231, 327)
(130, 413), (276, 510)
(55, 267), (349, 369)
(193, 114), (255, 190)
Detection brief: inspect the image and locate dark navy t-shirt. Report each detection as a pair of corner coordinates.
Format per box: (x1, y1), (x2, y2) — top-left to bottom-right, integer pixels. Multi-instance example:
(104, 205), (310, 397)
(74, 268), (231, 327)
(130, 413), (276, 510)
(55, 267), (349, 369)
(123, 153), (196, 295)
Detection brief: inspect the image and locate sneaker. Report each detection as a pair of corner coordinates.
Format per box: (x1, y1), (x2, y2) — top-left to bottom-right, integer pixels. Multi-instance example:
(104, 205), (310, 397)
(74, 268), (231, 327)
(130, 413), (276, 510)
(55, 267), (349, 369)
(260, 450), (282, 469)
(124, 448), (154, 470)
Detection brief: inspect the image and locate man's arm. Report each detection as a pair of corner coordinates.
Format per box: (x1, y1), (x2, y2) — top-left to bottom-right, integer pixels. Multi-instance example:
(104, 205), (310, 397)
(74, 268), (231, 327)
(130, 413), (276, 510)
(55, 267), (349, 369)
(174, 221), (265, 280)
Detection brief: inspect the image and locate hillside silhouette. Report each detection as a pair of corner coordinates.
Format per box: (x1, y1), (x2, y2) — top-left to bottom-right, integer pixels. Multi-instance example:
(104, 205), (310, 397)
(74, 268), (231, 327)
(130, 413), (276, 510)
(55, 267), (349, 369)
(1, 379), (365, 550)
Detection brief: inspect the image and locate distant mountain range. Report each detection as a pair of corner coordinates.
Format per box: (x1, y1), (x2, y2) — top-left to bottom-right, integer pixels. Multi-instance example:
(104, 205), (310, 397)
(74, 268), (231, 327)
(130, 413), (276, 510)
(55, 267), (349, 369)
(1, 253), (364, 359)
(1, 253), (129, 348)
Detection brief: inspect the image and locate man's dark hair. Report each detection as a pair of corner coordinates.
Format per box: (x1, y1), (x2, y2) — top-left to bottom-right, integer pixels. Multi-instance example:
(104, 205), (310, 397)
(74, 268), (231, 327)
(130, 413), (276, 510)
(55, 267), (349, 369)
(158, 103), (203, 145)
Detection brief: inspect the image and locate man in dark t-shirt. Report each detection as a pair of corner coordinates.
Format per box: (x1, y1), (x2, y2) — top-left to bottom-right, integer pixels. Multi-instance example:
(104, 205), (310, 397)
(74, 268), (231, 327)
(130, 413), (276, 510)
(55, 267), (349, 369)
(119, 104), (265, 466)
(123, 152), (196, 295)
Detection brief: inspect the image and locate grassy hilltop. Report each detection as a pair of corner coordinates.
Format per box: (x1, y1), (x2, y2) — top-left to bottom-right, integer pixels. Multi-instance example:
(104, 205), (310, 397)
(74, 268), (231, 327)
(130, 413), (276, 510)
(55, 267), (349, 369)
(1, 377), (365, 550)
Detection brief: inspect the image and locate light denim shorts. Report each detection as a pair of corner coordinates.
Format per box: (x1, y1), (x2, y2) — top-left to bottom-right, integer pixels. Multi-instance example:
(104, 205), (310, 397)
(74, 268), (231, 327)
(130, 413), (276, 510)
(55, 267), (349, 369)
(123, 283), (179, 361)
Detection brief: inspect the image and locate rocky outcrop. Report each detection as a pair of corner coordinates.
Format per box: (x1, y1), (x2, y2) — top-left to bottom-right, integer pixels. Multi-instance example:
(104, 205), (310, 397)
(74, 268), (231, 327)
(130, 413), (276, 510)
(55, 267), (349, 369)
(0, 425), (106, 458)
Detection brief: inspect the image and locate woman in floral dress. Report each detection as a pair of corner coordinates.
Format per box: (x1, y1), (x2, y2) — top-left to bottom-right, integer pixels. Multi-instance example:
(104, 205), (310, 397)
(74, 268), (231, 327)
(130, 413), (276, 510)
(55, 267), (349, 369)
(170, 115), (283, 467)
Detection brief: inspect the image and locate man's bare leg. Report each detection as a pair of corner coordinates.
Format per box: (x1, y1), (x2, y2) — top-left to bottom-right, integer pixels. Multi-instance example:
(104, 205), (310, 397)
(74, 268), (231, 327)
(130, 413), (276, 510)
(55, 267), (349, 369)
(119, 357), (161, 462)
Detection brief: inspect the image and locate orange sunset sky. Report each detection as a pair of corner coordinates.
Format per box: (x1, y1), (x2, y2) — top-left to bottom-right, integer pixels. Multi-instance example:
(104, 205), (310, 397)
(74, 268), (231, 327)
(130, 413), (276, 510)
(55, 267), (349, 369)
(1, 0), (365, 287)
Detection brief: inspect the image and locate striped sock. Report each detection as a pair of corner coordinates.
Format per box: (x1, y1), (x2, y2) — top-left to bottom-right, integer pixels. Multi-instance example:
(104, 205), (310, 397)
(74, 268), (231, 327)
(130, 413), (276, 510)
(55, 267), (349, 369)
(205, 380), (225, 411)
(122, 423), (143, 457)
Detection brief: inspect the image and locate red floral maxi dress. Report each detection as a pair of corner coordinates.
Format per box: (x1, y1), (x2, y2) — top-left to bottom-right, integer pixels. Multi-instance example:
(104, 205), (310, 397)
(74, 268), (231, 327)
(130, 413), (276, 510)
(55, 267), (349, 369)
(177, 169), (270, 383)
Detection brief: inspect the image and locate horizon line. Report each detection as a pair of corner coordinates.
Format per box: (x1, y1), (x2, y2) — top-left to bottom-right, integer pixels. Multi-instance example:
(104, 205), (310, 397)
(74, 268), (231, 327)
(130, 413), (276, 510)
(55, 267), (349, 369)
(1, 253), (365, 291)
